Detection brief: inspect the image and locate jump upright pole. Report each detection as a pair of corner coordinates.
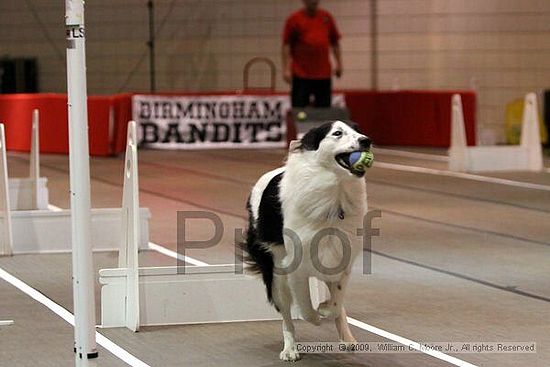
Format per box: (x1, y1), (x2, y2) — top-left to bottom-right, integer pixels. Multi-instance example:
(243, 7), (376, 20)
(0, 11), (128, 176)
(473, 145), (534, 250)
(65, 0), (98, 363)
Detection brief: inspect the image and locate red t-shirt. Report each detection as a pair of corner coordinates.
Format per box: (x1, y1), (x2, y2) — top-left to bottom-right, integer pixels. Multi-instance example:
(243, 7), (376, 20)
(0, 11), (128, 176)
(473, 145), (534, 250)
(283, 8), (341, 79)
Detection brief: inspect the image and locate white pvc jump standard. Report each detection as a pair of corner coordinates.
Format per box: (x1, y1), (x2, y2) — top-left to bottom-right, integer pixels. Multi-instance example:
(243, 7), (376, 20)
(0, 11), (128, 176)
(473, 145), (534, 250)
(116, 120), (140, 331)
(8, 109), (49, 211)
(449, 93), (543, 172)
(0, 124), (13, 257)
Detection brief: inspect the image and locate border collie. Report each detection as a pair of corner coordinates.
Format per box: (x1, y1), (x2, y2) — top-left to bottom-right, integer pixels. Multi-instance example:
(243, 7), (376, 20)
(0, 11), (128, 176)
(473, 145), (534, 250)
(242, 120), (371, 361)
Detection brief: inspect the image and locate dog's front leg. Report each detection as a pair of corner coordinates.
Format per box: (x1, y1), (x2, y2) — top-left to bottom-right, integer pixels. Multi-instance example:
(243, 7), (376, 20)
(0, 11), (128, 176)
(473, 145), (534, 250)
(335, 306), (356, 342)
(318, 272), (349, 319)
(318, 273), (356, 342)
(288, 272), (321, 325)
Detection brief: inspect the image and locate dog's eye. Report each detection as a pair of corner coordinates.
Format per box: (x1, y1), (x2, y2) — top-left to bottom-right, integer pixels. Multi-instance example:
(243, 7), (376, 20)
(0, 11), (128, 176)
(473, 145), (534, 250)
(332, 130), (342, 137)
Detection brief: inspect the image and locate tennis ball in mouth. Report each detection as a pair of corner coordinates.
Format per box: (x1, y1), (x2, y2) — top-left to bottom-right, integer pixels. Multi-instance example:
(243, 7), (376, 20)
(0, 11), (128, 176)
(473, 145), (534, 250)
(349, 150), (374, 171)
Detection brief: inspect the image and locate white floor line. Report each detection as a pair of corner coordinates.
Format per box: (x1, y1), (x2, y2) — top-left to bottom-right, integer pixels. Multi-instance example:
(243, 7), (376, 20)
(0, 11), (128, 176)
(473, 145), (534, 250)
(0, 267), (150, 367)
(147, 242), (209, 266)
(149, 243), (477, 367)
(347, 318), (477, 367)
(375, 148), (449, 162)
(375, 161), (550, 191)
(0, 320), (14, 326)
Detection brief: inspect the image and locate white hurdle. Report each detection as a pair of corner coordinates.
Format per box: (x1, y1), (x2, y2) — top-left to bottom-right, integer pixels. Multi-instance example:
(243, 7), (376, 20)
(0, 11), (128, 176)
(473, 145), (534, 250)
(0, 124), (13, 256)
(449, 93), (543, 172)
(99, 125), (331, 329)
(0, 117), (150, 256)
(8, 109), (49, 210)
(30, 109), (40, 209)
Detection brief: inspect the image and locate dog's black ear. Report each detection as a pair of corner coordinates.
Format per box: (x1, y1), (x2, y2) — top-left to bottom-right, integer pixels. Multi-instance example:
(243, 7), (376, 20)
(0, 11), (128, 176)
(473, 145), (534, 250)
(298, 122), (333, 151)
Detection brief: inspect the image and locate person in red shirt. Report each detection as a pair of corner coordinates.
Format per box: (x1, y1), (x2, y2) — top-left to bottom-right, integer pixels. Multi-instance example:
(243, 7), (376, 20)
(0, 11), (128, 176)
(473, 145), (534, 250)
(282, 0), (342, 107)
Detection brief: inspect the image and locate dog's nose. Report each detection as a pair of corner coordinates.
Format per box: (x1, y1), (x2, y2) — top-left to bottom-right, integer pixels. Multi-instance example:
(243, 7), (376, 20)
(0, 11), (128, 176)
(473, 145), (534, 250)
(358, 137), (371, 150)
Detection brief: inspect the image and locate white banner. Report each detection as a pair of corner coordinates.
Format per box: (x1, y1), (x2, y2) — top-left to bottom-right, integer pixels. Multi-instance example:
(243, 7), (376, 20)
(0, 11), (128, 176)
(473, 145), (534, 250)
(132, 94), (291, 149)
(132, 94), (346, 150)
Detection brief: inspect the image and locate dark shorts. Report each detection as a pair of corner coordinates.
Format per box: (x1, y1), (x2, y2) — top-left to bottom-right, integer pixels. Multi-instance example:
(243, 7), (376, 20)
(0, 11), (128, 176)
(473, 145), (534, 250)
(291, 76), (332, 108)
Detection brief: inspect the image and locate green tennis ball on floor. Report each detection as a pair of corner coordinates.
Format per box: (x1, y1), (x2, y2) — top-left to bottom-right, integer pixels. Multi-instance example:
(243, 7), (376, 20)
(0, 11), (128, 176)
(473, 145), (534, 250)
(297, 111), (307, 121)
(349, 150), (374, 171)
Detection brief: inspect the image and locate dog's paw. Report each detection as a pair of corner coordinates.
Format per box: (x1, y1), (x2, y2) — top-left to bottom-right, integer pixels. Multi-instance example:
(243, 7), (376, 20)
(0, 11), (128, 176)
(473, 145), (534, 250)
(318, 302), (337, 320)
(302, 310), (321, 326)
(280, 348), (301, 362)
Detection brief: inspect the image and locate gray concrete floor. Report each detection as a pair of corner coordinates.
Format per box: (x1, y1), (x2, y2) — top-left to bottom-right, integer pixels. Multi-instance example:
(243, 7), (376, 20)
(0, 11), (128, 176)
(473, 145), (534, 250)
(1, 148), (549, 367)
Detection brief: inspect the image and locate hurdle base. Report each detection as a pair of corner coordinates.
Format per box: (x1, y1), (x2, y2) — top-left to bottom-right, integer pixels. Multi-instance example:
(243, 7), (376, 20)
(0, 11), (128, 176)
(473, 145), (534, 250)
(100, 265), (282, 327)
(0, 208), (150, 254)
(9, 177), (49, 210)
(449, 146), (540, 172)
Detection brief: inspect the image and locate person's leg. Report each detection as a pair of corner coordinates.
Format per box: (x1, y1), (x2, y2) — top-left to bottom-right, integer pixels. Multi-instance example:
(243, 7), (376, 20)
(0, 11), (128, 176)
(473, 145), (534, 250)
(312, 78), (332, 107)
(291, 76), (310, 108)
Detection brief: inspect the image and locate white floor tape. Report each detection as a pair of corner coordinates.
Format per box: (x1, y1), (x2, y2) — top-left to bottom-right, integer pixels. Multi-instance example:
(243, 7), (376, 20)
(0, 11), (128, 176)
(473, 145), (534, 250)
(147, 242), (209, 266)
(376, 161), (550, 191)
(375, 148), (450, 162)
(347, 318), (478, 367)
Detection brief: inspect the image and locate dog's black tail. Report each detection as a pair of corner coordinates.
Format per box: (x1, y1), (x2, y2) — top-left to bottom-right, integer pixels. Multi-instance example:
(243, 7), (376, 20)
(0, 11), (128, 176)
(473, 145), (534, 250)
(238, 200), (276, 306)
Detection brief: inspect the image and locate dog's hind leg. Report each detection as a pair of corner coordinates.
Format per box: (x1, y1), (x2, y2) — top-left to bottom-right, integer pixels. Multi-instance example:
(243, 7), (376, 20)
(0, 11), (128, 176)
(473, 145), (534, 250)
(273, 275), (300, 362)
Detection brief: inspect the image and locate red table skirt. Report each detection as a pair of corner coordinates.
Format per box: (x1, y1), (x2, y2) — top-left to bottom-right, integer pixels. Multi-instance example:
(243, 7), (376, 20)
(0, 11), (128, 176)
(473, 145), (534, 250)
(0, 90), (476, 156)
(344, 90), (476, 147)
(0, 93), (113, 156)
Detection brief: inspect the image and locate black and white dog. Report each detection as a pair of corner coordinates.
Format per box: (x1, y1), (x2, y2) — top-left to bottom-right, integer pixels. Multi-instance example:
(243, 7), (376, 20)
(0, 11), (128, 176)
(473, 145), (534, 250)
(242, 120), (371, 361)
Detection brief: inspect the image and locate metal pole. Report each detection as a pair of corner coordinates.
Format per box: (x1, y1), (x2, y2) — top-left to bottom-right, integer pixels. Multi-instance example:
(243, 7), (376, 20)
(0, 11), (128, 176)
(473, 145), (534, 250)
(370, 0), (378, 90)
(65, 0), (97, 363)
(147, 0), (156, 93)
